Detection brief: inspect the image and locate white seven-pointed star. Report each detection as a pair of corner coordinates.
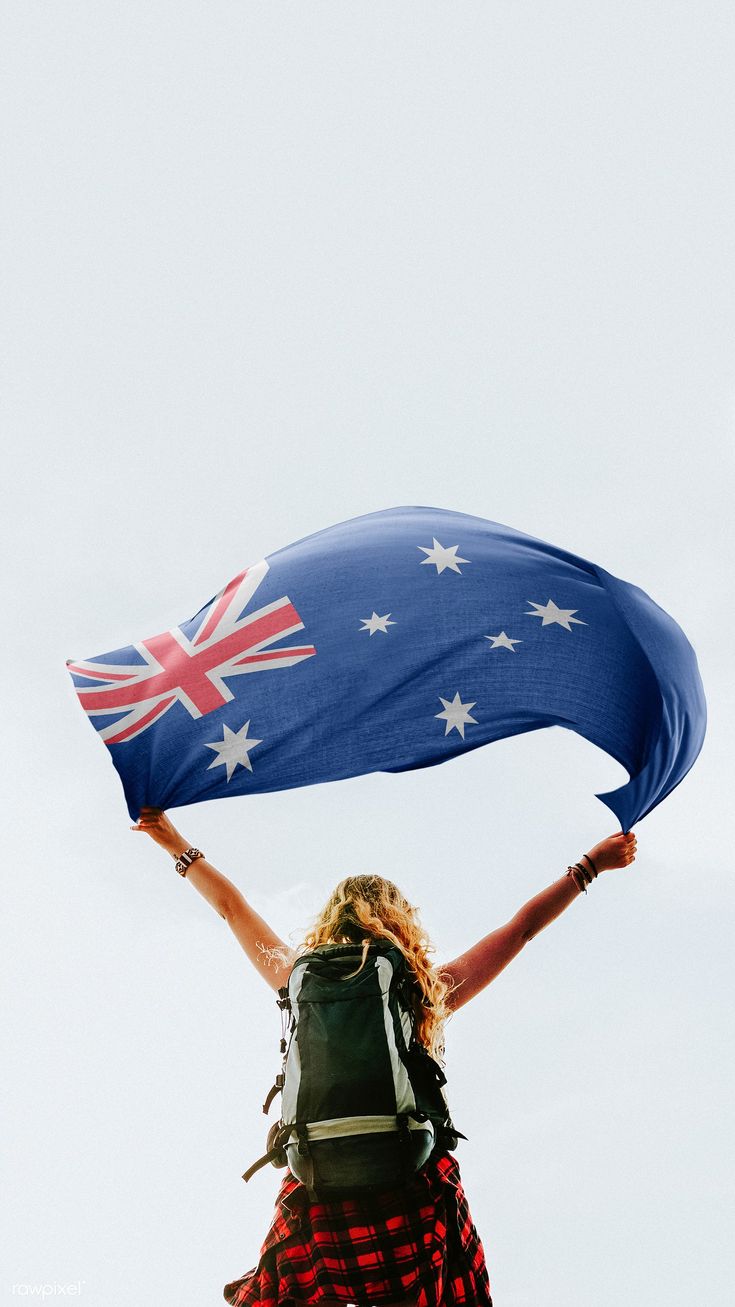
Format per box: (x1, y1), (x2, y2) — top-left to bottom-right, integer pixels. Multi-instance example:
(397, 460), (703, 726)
(435, 692), (478, 739)
(525, 599), (587, 631)
(204, 721), (263, 781)
(417, 538), (470, 574)
(359, 611), (396, 636)
(485, 631), (522, 651)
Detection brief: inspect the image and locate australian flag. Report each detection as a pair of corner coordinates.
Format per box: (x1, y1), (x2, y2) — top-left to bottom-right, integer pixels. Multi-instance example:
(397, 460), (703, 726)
(66, 505), (707, 830)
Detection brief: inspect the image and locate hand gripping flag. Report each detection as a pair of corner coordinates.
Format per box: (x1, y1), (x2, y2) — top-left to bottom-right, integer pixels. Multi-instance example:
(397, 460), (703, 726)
(66, 505), (706, 829)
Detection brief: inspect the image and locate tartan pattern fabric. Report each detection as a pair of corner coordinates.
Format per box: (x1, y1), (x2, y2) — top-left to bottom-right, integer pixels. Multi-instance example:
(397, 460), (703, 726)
(223, 1152), (493, 1306)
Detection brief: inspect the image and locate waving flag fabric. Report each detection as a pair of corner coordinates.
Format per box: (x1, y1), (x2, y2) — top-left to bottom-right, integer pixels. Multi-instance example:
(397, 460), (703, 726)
(67, 505), (706, 829)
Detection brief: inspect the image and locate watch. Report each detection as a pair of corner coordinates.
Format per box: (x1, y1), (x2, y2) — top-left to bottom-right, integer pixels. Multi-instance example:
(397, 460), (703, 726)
(174, 847), (204, 877)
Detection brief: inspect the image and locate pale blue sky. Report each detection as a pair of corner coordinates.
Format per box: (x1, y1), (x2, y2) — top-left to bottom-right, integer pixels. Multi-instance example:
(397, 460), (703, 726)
(2, 4), (733, 1306)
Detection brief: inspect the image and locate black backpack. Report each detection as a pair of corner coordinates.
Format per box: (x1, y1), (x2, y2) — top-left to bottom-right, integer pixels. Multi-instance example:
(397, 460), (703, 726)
(243, 940), (465, 1199)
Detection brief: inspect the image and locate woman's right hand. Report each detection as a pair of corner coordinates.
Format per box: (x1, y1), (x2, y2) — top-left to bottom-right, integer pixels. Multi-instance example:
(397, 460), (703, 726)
(130, 806), (188, 857)
(586, 830), (637, 873)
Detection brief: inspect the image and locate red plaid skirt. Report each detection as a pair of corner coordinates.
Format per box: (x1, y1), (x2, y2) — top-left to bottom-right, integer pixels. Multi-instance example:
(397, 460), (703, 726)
(222, 1152), (493, 1307)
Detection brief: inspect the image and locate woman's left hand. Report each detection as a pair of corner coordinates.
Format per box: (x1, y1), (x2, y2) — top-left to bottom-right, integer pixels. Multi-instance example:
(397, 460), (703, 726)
(131, 807), (187, 856)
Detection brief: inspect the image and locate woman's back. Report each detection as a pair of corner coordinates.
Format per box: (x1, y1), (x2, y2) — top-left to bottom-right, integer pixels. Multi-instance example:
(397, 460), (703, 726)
(132, 807), (636, 1307)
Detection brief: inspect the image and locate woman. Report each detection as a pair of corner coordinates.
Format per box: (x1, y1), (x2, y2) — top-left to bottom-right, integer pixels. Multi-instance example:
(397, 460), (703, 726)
(133, 807), (637, 1307)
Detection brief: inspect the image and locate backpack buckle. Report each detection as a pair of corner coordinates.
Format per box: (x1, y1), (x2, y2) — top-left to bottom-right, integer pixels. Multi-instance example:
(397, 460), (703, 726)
(396, 1113), (412, 1147)
(261, 1073), (285, 1115)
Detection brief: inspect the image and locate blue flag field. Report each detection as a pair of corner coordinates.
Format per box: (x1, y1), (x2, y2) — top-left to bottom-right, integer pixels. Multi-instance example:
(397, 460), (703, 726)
(67, 505), (706, 830)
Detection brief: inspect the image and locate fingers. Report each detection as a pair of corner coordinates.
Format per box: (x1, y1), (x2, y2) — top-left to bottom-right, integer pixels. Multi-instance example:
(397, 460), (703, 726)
(130, 812), (163, 830)
(612, 830), (637, 868)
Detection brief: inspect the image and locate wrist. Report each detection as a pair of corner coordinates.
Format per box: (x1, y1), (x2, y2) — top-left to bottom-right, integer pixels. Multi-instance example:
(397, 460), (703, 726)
(586, 851), (607, 873)
(165, 837), (190, 858)
(567, 852), (601, 895)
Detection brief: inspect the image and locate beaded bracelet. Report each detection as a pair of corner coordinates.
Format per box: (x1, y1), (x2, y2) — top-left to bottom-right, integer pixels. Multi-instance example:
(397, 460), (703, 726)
(566, 852), (599, 895)
(581, 852), (598, 879)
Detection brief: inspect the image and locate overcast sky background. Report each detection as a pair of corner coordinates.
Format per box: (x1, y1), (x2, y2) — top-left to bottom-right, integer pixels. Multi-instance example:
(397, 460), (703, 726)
(2, 4), (734, 1306)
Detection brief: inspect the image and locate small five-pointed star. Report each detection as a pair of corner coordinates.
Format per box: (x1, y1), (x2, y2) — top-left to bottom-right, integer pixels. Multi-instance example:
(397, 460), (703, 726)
(204, 720), (263, 782)
(525, 598), (587, 630)
(485, 631), (522, 651)
(417, 538), (470, 574)
(359, 611), (396, 636)
(435, 692), (478, 739)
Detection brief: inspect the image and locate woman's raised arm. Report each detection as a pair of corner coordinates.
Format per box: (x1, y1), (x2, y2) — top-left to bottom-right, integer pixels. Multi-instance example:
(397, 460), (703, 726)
(442, 831), (637, 1011)
(132, 807), (294, 993)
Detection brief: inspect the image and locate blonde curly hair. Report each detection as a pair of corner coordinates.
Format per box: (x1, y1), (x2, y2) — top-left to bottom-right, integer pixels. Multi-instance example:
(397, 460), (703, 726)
(295, 873), (454, 1062)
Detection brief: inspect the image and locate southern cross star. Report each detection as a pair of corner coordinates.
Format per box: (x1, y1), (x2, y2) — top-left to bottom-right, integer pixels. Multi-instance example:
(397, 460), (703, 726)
(485, 631), (522, 651)
(204, 720), (263, 781)
(417, 538), (470, 575)
(359, 612), (396, 636)
(435, 692), (478, 739)
(525, 599), (587, 631)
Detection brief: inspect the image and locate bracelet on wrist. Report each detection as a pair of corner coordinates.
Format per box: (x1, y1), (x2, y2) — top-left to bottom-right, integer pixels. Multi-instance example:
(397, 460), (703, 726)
(566, 852), (600, 896)
(174, 847), (204, 878)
